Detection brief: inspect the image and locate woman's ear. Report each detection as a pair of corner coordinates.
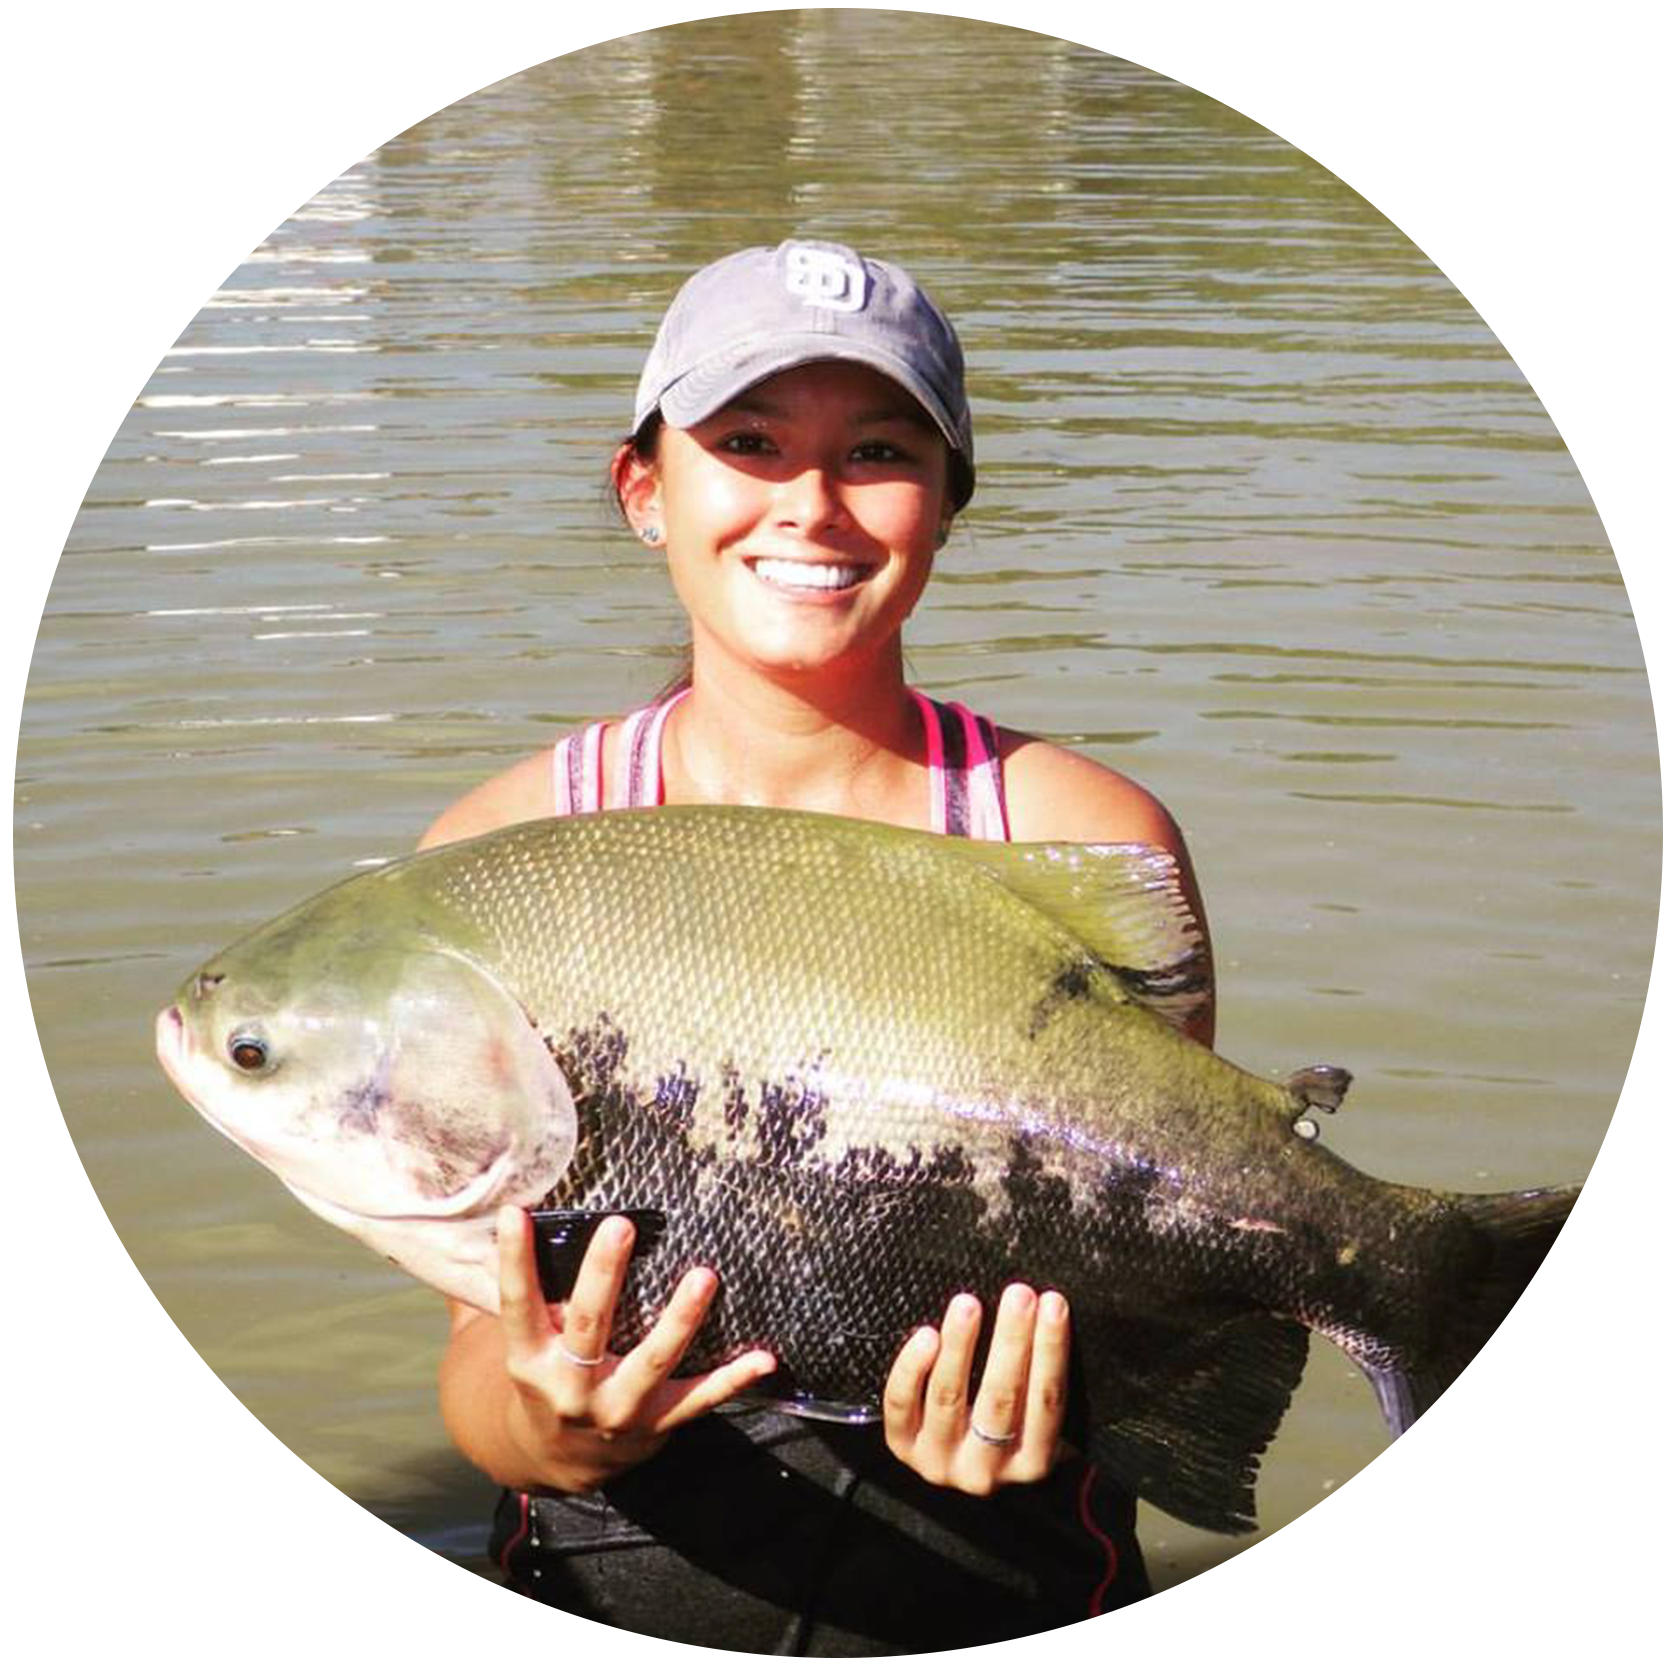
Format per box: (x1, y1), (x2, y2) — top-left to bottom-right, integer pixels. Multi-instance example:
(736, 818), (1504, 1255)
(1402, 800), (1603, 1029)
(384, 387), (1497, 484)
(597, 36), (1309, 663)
(612, 441), (664, 545)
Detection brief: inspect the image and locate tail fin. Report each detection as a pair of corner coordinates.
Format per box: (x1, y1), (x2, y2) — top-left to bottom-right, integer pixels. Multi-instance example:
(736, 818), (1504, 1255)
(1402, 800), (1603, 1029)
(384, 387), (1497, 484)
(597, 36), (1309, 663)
(1360, 1173), (1660, 1626)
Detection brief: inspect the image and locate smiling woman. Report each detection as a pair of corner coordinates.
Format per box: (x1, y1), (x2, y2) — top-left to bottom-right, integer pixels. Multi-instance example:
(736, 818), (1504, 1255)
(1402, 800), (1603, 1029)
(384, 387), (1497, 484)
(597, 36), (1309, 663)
(418, 237), (1215, 1650)
(626, 362), (949, 746)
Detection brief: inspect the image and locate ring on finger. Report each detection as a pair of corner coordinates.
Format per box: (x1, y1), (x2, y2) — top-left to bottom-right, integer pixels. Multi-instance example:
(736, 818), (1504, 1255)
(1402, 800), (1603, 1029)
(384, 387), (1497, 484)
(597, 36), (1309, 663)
(969, 1417), (1018, 1447)
(555, 1339), (607, 1369)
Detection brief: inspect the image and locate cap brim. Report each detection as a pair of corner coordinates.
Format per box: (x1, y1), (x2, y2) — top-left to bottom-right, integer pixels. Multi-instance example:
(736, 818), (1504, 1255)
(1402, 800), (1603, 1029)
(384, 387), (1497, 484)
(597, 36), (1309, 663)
(655, 336), (969, 462)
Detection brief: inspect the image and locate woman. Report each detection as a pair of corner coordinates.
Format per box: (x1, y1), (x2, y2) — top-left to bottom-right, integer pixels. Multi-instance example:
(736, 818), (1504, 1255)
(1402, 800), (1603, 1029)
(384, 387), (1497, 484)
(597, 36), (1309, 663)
(425, 239), (1213, 1651)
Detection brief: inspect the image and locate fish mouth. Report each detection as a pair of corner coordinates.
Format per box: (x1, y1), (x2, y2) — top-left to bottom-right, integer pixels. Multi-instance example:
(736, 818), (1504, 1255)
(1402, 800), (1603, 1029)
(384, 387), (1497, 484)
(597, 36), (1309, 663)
(155, 1005), (275, 1160)
(154, 1006), (194, 1098)
(745, 555), (876, 597)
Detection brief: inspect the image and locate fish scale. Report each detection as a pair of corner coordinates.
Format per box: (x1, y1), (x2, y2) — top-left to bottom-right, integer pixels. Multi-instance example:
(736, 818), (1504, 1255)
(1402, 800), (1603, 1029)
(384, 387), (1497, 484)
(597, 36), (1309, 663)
(157, 803), (1580, 1533)
(440, 815), (1076, 1175)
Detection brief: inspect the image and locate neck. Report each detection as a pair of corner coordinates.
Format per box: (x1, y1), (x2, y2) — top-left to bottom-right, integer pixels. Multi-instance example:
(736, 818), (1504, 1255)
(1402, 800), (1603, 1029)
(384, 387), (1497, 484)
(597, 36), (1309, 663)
(662, 644), (925, 821)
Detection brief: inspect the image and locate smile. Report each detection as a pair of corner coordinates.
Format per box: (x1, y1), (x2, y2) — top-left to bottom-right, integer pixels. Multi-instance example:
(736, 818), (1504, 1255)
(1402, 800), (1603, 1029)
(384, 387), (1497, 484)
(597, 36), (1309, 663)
(749, 557), (872, 594)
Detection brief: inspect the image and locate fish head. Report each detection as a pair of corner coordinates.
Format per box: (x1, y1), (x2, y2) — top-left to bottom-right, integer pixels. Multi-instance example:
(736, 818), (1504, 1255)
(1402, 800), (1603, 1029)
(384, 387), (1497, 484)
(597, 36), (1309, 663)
(155, 897), (577, 1266)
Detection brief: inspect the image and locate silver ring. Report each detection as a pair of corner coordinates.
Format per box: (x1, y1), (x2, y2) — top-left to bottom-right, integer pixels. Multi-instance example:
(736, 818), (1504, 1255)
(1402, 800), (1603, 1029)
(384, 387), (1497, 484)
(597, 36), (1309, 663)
(969, 1418), (1018, 1447)
(554, 1339), (607, 1369)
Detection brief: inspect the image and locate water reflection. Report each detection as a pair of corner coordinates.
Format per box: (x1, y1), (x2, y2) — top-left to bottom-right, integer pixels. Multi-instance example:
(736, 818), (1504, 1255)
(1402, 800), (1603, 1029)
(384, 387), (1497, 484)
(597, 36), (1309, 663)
(122, 6), (383, 540)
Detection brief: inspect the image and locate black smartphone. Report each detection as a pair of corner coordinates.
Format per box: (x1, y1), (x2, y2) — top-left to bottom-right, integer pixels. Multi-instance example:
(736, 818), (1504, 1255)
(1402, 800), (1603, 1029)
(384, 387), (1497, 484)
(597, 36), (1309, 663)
(528, 1207), (670, 1302)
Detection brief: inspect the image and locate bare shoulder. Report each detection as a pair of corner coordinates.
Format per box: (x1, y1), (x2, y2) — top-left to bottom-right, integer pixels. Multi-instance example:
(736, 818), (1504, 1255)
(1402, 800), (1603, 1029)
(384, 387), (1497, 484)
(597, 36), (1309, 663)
(418, 749), (560, 851)
(998, 731), (1185, 849)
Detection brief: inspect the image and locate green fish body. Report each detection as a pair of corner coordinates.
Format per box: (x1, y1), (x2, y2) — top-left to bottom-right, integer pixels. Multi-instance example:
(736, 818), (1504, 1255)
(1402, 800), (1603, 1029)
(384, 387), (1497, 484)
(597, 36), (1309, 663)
(157, 805), (1577, 1532)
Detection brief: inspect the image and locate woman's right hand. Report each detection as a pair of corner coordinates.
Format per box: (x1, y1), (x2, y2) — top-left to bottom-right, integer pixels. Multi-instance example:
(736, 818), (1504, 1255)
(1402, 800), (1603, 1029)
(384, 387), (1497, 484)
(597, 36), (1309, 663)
(476, 1206), (777, 1494)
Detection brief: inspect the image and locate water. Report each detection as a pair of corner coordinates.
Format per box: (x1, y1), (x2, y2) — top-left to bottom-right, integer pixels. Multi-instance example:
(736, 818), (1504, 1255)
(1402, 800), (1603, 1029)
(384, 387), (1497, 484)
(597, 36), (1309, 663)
(15, 11), (1654, 1606)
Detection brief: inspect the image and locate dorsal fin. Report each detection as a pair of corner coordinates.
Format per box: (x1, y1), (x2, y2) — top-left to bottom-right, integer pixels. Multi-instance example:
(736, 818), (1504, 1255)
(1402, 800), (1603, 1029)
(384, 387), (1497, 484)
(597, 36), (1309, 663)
(961, 840), (1210, 1034)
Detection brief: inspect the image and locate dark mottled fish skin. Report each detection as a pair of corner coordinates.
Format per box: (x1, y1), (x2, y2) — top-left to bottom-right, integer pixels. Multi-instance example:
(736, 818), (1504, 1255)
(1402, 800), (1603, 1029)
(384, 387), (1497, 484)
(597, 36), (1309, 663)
(532, 996), (1572, 1532)
(166, 805), (1581, 1535)
(540, 1011), (1001, 1406)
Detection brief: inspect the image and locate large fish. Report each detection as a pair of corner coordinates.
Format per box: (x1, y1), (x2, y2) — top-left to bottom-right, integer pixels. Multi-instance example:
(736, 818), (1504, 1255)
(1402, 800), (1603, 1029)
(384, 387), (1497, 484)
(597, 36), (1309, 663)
(155, 805), (1577, 1532)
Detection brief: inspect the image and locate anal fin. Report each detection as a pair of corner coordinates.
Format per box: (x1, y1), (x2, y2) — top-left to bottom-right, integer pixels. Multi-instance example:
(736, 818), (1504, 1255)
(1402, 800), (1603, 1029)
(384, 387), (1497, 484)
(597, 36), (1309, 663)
(1087, 1312), (1310, 1534)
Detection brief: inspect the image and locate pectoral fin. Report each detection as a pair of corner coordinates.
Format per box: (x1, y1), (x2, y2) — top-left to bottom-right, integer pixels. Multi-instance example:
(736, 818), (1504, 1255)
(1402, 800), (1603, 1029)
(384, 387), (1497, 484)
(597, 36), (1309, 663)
(962, 841), (1210, 1034)
(366, 947), (577, 1214)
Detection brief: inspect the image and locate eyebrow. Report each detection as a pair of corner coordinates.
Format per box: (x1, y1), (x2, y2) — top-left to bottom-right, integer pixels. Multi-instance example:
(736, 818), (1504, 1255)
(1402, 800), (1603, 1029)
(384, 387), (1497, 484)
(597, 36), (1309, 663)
(722, 393), (935, 430)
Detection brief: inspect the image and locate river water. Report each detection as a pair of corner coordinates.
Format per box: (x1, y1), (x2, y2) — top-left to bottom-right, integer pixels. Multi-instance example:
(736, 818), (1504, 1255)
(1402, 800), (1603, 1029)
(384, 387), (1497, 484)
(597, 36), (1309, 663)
(15, 10), (1655, 1609)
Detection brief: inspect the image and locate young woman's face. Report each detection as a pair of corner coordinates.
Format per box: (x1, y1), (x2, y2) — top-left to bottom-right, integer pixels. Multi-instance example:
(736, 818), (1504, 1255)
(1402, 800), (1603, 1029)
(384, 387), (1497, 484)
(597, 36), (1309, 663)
(638, 360), (954, 683)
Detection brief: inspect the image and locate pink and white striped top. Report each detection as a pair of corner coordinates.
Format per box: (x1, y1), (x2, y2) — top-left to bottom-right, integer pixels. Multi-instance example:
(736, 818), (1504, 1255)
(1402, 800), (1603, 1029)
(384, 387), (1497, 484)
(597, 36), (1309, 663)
(549, 687), (1010, 840)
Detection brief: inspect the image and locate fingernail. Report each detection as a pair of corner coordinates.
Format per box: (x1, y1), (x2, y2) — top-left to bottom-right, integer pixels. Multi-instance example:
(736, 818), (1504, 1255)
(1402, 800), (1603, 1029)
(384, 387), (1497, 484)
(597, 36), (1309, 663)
(1003, 1284), (1037, 1316)
(952, 1294), (980, 1324)
(1040, 1291), (1068, 1324)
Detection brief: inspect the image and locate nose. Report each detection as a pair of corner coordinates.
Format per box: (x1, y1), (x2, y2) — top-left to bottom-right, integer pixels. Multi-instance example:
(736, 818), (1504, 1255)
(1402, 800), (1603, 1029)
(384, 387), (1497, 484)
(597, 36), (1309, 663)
(773, 464), (849, 536)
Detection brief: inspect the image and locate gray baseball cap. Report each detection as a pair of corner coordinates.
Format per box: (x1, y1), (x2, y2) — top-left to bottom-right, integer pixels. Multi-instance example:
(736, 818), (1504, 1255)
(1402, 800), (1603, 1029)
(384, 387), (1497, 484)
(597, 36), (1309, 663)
(633, 239), (975, 507)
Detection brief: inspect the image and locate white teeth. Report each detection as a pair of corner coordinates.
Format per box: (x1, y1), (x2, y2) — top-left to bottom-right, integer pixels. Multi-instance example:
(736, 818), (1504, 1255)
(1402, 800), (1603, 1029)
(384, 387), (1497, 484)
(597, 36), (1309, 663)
(752, 558), (865, 591)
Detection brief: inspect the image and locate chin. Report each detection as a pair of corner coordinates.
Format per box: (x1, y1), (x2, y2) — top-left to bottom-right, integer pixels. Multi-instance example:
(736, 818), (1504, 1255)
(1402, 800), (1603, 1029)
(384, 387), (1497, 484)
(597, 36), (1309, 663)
(747, 637), (873, 679)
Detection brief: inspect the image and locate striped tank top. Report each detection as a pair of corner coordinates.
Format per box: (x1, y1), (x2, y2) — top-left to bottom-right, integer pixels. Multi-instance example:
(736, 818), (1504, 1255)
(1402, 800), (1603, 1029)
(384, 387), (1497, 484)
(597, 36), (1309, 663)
(549, 687), (1011, 840)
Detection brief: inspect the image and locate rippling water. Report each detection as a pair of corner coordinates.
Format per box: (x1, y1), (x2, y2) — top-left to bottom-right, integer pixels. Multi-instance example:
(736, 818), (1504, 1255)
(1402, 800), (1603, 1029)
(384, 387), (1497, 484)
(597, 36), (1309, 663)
(15, 12), (1655, 1600)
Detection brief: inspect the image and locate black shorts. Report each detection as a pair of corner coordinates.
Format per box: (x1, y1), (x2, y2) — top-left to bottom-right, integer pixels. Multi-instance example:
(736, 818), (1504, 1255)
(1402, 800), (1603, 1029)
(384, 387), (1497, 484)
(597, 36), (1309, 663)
(489, 1408), (1149, 1655)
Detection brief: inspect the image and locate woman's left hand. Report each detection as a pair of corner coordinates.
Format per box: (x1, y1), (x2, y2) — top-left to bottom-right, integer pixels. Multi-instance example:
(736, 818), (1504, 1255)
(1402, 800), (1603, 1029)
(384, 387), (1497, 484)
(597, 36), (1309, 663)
(882, 1284), (1070, 1494)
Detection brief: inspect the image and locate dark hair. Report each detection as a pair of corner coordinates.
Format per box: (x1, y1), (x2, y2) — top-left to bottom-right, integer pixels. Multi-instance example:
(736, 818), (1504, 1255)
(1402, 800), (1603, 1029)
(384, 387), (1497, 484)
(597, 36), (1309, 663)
(609, 413), (663, 523)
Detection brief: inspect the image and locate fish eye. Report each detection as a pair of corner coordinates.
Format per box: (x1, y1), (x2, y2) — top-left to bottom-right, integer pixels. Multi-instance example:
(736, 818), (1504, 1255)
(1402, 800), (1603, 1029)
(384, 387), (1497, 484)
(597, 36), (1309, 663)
(228, 1033), (270, 1073)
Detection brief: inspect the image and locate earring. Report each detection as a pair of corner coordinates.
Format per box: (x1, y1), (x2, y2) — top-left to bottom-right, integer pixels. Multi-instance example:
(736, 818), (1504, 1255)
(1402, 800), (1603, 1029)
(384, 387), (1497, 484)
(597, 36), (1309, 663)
(639, 525), (662, 544)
